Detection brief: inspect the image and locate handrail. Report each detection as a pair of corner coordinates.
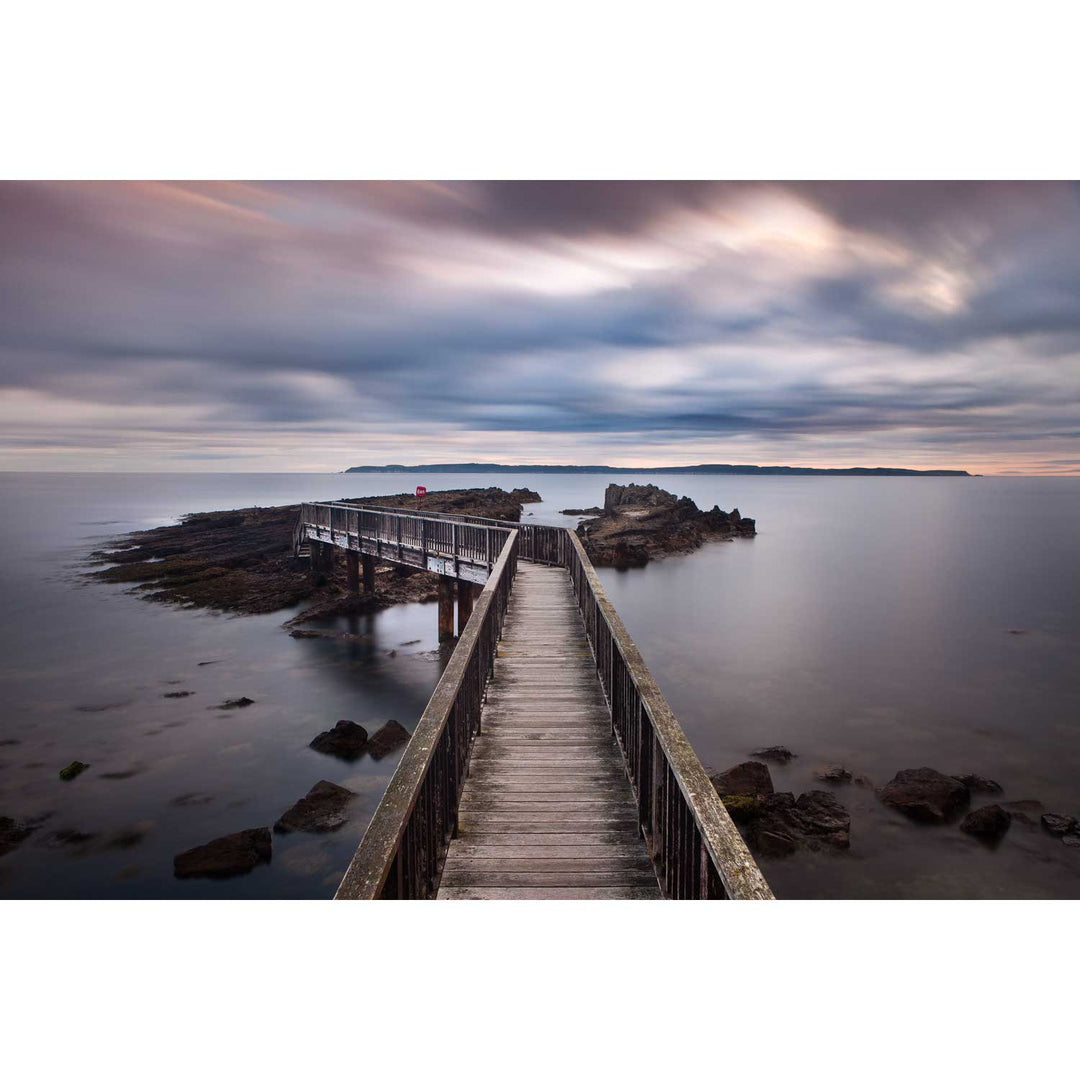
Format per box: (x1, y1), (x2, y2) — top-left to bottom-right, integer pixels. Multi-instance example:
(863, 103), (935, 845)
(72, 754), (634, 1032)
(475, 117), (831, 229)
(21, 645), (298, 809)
(356, 503), (569, 566)
(298, 501), (511, 577)
(565, 531), (773, 900)
(335, 529), (519, 899)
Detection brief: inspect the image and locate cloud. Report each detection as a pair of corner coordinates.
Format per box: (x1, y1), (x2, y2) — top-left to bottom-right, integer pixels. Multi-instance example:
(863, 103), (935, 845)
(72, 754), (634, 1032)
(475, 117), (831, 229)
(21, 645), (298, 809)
(0, 181), (1078, 472)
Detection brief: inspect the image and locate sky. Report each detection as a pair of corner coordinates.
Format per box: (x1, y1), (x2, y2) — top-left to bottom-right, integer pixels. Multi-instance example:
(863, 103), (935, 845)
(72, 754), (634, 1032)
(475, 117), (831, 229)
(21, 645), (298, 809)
(1, 180), (1078, 475)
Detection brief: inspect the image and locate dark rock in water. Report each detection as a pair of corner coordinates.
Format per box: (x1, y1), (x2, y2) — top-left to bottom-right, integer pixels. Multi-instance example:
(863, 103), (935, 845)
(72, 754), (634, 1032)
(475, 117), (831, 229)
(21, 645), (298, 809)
(960, 805), (1011, 841)
(0, 739), (21, 747)
(274, 780), (356, 834)
(879, 768), (970, 823)
(100, 768), (144, 780)
(1004, 629), (1028, 635)
(1062, 836), (1080, 848)
(46, 827), (97, 847)
(510, 487), (542, 504)
(815, 765), (853, 783)
(794, 791), (851, 847)
(309, 720), (369, 760)
(169, 793), (214, 807)
(709, 761), (774, 798)
(951, 773), (1004, 795)
(163, 691), (194, 698)
(1, 816), (38, 857)
(398, 639), (421, 646)
(174, 827), (272, 878)
(366, 720), (411, 761)
(59, 761), (90, 782)
(217, 697), (255, 710)
(561, 507), (604, 516)
(746, 790), (851, 855)
(1040, 813), (1078, 837)
(752, 746), (796, 763)
(289, 629), (323, 639)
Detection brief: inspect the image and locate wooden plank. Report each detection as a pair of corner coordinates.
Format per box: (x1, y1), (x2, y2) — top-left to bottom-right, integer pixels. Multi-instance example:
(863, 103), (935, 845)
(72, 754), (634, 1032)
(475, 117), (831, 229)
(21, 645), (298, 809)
(439, 870), (659, 887)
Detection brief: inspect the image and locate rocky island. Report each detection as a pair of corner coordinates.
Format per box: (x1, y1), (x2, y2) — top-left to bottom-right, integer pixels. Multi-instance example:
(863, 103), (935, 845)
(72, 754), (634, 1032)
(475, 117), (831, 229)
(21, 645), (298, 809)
(575, 483), (756, 568)
(89, 486), (539, 623)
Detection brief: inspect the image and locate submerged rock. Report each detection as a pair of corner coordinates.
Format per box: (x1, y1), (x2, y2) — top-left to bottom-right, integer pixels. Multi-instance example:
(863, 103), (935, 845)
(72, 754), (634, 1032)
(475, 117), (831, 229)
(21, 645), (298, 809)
(217, 697), (255, 710)
(961, 805), (1011, 841)
(879, 768), (970, 823)
(274, 780), (356, 834)
(174, 827), (272, 878)
(309, 720), (369, 760)
(1040, 813), (1079, 837)
(0, 816), (37, 857)
(59, 761), (90, 782)
(709, 761), (774, 798)
(366, 720), (411, 761)
(752, 746), (796, 763)
(952, 773), (1004, 795)
(815, 765), (853, 783)
(162, 691), (195, 699)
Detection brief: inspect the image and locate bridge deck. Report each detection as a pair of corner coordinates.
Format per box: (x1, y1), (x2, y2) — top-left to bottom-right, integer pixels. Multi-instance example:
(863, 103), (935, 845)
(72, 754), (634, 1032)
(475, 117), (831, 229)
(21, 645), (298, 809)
(438, 562), (660, 899)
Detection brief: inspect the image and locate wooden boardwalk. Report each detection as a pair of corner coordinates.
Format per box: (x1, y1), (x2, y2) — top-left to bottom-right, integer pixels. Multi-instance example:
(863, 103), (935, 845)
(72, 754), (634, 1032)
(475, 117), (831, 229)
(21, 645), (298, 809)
(438, 562), (660, 899)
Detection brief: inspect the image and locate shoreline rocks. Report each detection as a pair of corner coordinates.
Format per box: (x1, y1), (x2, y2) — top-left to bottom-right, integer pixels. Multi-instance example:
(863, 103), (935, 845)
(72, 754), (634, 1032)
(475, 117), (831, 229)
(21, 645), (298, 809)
(751, 746), (796, 764)
(173, 827), (272, 878)
(366, 720), (411, 761)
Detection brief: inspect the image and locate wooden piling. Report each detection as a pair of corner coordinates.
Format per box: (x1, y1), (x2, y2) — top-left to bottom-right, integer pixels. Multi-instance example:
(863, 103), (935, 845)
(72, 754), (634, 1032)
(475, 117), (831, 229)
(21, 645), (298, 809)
(362, 553), (376, 595)
(346, 549), (360, 593)
(457, 580), (475, 635)
(438, 576), (455, 640)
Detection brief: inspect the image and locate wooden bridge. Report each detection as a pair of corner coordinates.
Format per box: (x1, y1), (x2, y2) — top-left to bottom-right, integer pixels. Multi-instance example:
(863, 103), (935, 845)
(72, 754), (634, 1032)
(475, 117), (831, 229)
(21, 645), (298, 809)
(295, 501), (773, 900)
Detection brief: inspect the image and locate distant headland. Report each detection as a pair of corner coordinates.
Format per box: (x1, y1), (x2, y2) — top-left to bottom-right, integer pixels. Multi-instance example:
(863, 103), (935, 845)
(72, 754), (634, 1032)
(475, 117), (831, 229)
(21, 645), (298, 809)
(344, 462), (972, 477)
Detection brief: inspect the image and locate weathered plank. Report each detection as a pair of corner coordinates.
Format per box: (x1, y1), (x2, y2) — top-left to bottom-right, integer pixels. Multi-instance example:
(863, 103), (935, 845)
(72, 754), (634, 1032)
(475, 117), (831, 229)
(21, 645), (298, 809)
(437, 561), (659, 899)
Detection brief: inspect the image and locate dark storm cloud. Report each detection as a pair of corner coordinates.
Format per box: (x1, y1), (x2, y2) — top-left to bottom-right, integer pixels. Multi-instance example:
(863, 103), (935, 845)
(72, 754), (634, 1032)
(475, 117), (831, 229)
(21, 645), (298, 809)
(1, 180), (1078, 471)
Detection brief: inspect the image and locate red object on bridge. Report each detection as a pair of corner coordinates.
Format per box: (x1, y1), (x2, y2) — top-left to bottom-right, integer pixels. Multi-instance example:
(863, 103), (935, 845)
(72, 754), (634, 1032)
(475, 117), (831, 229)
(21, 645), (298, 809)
(415, 485), (427, 500)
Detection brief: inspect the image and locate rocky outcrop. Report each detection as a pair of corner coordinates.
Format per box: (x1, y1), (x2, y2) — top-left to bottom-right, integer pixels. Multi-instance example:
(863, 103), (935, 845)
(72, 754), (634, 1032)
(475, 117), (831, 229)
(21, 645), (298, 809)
(274, 780), (356, 834)
(577, 483), (755, 568)
(366, 720), (411, 761)
(560, 507), (604, 516)
(217, 697), (255, 710)
(879, 768), (970, 823)
(309, 720), (369, 760)
(173, 827), (272, 878)
(1040, 813), (1078, 837)
(960, 805), (1011, 841)
(59, 761), (90, 782)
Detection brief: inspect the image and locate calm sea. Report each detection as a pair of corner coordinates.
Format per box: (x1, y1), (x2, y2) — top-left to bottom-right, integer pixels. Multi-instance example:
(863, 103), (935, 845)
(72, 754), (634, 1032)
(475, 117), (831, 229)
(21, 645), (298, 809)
(1, 471), (1078, 899)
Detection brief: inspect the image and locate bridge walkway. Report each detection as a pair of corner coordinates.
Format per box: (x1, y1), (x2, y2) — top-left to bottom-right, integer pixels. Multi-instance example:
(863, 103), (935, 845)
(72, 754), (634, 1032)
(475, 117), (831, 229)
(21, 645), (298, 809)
(437, 562), (660, 899)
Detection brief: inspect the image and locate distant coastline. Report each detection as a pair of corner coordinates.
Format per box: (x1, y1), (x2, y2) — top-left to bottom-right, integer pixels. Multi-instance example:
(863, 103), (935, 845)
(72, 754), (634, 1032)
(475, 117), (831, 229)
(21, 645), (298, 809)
(344, 462), (972, 477)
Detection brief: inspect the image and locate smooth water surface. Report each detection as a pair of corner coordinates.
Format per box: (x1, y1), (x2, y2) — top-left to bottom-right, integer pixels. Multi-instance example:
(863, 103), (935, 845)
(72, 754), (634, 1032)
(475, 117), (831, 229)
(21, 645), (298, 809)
(1, 472), (1078, 898)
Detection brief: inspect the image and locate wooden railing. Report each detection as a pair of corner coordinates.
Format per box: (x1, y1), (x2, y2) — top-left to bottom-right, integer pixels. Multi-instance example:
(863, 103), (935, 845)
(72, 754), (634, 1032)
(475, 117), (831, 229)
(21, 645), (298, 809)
(298, 502), (507, 582)
(565, 532), (773, 900)
(334, 529), (519, 899)
(359, 504), (570, 566)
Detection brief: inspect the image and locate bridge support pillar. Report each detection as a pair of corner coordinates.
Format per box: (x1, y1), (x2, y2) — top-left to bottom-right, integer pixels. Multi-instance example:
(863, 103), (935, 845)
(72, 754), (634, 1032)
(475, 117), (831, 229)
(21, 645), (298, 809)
(345, 550), (360, 593)
(362, 553), (376, 595)
(310, 540), (332, 584)
(457, 581), (475, 635)
(438, 577), (455, 641)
